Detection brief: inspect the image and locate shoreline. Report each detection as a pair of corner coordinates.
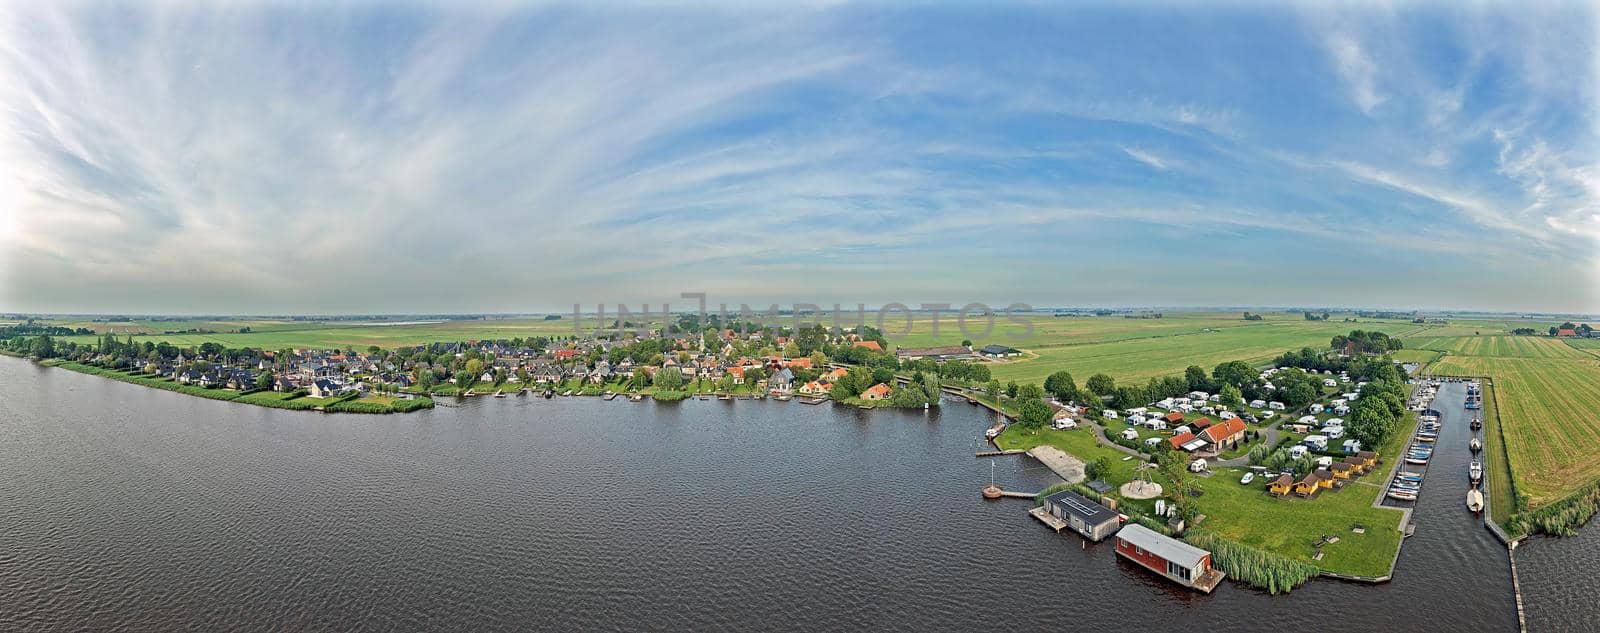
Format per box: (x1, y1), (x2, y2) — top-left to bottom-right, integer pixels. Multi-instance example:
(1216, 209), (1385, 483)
(35, 358), (434, 415)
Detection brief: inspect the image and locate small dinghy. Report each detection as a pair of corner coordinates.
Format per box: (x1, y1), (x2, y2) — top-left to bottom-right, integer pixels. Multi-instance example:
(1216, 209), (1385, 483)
(1388, 489), (1418, 502)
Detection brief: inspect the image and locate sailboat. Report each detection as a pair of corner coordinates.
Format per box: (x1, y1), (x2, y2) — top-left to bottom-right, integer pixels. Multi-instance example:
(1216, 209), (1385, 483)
(1469, 460), (1483, 483)
(1470, 437), (1482, 453)
(1466, 488), (1484, 513)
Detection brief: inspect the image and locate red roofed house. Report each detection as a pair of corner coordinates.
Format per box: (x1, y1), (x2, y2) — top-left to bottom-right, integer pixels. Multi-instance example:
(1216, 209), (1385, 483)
(1191, 417), (1213, 430)
(553, 349), (579, 360)
(1169, 431), (1198, 451)
(727, 366), (747, 384)
(1201, 417), (1248, 451)
(798, 381), (832, 395)
(784, 357), (814, 369)
(1557, 328), (1577, 337)
(861, 383), (892, 401)
(854, 340), (883, 351)
(1164, 411), (1185, 424)
(824, 368), (849, 382)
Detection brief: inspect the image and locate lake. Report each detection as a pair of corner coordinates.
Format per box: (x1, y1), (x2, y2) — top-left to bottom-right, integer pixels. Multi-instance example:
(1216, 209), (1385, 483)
(0, 356), (1581, 631)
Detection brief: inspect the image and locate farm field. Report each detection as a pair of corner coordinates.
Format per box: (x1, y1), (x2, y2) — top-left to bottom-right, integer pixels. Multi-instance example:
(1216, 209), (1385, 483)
(1411, 335), (1590, 359)
(1431, 354), (1600, 507)
(48, 317), (602, 350)
(967, 315), (1429, 386)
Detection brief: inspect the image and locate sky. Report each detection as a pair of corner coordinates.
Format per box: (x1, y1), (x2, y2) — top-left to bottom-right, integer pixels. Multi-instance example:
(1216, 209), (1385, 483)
(1, 2), (1597, 315)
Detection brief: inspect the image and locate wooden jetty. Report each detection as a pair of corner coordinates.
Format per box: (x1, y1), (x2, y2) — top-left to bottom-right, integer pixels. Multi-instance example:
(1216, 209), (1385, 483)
(975, 449), (1025, 457)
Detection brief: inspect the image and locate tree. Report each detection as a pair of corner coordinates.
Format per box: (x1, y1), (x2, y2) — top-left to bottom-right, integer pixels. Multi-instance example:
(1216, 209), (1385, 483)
(31, 334), (55, 359)
(920, 373), (942, 405)
(1220, 384), (1244, 408)
(1212, 360), (1258, 391)
(1085, 456), (1113, 480)
(653, 366), (684, 390)
(985, 380), (1002, 399)
(1016, 383), (1045, 401)
(1184, 365), (1211, 392)
(1085, 373), (1115, 397)
(1043, 371), (1078, 402)
(1016, 398), (1052, 434)
(256, 371), (273, 390)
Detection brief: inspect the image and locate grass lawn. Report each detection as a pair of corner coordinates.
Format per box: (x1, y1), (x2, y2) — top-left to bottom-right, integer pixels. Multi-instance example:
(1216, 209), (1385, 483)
(1194, 408), (1416, 578)
(1191, 466), (1404, 578)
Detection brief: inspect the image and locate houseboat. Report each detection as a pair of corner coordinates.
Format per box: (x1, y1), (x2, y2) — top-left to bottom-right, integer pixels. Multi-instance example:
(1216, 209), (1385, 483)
(1036, 490), (1122, 542)
(1113, 524), (1225, 593)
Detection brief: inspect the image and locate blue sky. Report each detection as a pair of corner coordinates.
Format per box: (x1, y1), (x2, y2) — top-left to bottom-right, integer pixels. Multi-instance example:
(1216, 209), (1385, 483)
(1, 2), (1596, 314)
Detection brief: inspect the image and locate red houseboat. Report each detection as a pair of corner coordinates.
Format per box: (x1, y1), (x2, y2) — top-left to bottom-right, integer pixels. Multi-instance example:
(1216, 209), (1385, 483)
(1113, 524), (1226, 593)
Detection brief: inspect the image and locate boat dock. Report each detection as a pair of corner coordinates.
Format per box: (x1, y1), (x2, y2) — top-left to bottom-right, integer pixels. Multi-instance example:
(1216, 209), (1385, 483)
(975, 449), (1025, 457)
(1029, 506), (1069, 531)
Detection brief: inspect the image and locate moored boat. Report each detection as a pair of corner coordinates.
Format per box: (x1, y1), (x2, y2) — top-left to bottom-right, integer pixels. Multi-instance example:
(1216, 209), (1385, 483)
(1466, 488), (1484, 513)
(1469, 460), (1483, 482)
(1470, 437), (1482, 453)
(1388, 489), (1418, 501)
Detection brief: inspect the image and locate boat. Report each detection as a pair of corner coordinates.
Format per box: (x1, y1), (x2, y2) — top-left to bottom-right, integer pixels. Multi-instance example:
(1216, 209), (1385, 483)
(603, 392), (617, 401)
(1388, 489), (1418, 501)
(1471, 418), (1483, 430)
(1397, 471), (1425, 482)
(494, 391), (507, 398)
(1405, 454), (1431, 465)
(630, 393), (643, 402)
(985, 421), (1006, 439)
(1466, 488), (1485, 513)
(1470, 460), (1483, 482)
(1470, 437), (1482, 453)
(1240, 472), (1255, 485)
(718, 394), (732, 401)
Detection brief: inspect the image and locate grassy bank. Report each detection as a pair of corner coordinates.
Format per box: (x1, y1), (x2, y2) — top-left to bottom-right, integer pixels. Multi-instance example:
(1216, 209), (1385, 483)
(50, 361), (432, 414)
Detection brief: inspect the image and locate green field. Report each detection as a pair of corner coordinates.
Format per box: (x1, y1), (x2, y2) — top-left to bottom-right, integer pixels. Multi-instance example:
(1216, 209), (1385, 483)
(886, 312), (1445, 386)
(51, 317), (599, 350)
(1413, 335), (1591, 359)
(1431, 354), (1600, 507)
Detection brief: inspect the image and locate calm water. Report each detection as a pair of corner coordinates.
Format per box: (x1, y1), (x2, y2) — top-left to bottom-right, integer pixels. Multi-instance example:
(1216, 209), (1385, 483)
(0, 357), (1559, 631)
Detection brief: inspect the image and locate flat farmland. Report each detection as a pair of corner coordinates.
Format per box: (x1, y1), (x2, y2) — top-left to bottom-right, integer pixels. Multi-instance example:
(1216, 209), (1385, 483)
(52, 318), (604, 349)
(1431, 355), (1600, 506)
(954, 315), (1426, 385)
(1415, 335), (1591, 359)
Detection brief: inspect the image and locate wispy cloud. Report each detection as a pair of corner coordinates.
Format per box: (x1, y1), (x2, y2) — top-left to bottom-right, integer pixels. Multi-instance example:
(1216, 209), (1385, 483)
(0, 2), (1595, 313)
(1323, 32), (1385, 115)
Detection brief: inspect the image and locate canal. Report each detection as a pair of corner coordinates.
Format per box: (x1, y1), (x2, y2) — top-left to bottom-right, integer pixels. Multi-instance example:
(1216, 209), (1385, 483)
(0, 357), (1555, 631)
